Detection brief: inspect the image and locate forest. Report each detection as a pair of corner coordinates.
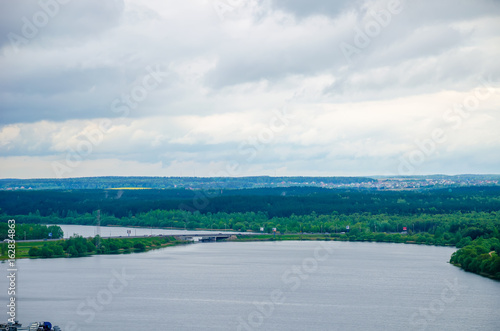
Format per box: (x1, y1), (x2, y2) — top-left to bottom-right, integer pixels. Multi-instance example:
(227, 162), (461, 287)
(1, 186), (500, 218)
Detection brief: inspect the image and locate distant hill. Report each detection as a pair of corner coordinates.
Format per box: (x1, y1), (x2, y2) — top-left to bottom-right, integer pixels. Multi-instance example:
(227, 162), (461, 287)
(0, 175), (498, 191)
(0, 176), (376, 190)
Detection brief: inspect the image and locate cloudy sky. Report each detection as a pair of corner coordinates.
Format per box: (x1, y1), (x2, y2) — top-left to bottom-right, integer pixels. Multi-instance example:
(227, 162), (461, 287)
(0, 0), (499, 178)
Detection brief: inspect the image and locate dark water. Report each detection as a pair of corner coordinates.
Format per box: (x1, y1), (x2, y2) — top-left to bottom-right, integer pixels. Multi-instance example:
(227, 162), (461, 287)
(2, 241), (499, 330)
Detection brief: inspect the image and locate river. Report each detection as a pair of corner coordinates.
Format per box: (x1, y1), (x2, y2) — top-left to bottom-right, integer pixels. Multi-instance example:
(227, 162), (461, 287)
(56, 224), (246, 238)
(2, 239), (499, 330)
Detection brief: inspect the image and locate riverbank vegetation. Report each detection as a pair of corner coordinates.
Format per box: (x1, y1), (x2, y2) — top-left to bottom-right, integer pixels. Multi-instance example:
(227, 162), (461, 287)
(0, 223), (63, 241)
(450, 237), (500, 280)
(2, 210), (498, 246)
(0, 235), (183, 260)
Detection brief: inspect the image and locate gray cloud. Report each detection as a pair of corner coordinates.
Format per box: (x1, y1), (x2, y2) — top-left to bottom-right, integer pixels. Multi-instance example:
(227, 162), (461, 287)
(269, 0), (356, 18)
(0, 0), (499, 178)
(0, 0), (125, 49)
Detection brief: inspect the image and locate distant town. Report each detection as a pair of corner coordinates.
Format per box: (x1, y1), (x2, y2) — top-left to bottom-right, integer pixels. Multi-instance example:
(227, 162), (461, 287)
(0, 174), (498, 191)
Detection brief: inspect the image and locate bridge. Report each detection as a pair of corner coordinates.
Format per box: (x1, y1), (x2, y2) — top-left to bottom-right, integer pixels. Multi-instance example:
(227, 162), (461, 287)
(174, 233), (237, 242)
(14, 232), (247, 243)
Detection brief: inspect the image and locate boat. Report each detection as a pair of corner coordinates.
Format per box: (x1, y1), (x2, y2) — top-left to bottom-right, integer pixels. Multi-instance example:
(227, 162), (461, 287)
(0, 321), (22, 331)
(0, 321), (61, 331)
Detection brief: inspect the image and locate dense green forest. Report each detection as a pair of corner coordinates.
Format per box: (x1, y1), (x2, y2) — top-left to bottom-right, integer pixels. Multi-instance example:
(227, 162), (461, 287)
(1, 186), (500, 218)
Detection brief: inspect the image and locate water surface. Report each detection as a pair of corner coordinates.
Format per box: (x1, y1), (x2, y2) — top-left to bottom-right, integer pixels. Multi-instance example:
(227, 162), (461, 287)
(56, 224), (244, 238)
(2, 241), (499, 330)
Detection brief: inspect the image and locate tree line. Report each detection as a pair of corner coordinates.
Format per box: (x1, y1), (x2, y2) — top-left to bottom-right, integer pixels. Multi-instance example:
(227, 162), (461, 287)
(27, 235), (180, 258)
(0, 223), (63, 241)
(450, 237), (500, 279)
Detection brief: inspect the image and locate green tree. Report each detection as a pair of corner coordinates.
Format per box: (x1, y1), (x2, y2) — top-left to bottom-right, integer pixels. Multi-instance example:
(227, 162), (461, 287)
(67, 246), (79, 257)
(40, 246), (54, 258)
(134, 242), (146, 251)
(28, 247), (40, 257)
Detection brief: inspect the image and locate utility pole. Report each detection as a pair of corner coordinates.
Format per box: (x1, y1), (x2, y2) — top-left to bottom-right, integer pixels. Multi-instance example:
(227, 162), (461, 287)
(96, 210), (101, 248)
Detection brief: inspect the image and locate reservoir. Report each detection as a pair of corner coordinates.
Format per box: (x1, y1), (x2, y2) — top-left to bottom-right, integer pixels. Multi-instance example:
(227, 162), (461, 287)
(2, 240), (499, 330)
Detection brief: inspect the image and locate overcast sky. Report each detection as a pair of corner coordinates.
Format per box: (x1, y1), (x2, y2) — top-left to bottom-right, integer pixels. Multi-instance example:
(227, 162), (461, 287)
(0, 0), (499, 179)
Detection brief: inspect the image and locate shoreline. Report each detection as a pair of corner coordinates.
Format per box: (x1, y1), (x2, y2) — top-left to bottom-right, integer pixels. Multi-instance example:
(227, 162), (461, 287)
(3, 233), (498, 281)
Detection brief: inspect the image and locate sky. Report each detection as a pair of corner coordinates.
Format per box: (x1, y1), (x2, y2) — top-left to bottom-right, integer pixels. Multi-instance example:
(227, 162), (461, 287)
(0, 0), (499, 179)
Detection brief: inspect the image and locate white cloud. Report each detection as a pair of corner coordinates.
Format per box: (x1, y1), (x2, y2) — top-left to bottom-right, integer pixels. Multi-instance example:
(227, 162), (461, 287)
(0, 125), (20, 147)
